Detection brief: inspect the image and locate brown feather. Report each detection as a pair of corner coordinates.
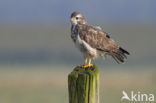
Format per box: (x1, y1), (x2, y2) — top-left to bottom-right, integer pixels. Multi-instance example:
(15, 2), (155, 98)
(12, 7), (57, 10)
(76, 24), (119, 52)
(76, 24), (129, 63)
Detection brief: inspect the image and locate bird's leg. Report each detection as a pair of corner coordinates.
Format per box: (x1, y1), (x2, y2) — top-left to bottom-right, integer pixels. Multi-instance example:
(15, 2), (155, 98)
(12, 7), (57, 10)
(88, 56), (93, 67)
(81, 56), (88, 67)
(81, 56), (93, 68)
(84, 57), (88, 65)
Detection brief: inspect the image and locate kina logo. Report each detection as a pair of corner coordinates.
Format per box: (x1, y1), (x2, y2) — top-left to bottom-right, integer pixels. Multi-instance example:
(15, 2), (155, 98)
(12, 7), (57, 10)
(121, 90), (154, 102)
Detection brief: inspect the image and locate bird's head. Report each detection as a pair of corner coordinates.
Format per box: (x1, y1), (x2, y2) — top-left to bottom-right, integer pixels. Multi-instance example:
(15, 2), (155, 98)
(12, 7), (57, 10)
(70, 12), (87, 25)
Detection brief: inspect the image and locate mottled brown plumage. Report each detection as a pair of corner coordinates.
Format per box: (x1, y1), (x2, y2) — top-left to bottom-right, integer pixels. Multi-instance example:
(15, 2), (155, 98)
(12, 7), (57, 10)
(76, 24), (117, 52)
(70, 12), (129, 65)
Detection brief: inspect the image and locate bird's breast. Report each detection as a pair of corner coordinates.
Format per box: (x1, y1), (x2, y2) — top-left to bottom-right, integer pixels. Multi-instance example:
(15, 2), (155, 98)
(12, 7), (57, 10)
(71, 25), (78, 43)
(75, 34), (84, 51)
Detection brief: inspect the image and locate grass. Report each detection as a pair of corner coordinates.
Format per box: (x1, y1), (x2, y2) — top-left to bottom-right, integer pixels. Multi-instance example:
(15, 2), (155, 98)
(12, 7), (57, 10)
(0, 65), (155, 103)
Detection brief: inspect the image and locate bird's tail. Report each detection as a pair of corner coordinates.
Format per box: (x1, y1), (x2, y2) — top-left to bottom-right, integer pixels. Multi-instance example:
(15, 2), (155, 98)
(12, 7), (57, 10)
(111, 47), (130, 63)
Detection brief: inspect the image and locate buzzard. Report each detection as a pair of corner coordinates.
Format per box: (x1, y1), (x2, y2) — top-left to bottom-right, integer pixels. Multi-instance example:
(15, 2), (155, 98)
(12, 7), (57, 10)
(70, 12), (129, 67)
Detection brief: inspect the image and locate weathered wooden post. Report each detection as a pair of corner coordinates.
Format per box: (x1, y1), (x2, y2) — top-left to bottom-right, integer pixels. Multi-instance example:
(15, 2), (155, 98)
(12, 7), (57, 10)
(68, 65), (99, 103)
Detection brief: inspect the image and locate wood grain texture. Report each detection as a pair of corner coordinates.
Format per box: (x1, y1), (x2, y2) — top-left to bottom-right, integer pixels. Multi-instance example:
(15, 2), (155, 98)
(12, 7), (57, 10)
(68, 65), (99, 103)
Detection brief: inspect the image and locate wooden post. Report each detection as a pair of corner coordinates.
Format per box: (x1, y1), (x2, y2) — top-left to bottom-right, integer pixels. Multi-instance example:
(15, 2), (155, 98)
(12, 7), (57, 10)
(68, 65), (99, 103)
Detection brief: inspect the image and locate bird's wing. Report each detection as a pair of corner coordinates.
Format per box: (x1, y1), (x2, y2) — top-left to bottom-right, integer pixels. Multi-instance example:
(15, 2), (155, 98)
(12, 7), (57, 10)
(77, 24), (119, 52)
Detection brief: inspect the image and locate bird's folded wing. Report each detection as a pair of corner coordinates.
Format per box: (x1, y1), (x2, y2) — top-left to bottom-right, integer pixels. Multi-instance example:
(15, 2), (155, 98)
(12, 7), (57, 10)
(77, 25), (119, 52)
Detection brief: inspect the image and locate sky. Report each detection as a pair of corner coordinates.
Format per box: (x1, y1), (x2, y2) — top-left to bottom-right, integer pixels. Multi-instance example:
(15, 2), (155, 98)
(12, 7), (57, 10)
(0, 0), (156, 24)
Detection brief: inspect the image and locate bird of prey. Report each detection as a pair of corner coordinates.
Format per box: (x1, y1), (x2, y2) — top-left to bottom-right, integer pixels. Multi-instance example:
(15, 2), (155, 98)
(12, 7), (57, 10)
(70, 12), (129, 67)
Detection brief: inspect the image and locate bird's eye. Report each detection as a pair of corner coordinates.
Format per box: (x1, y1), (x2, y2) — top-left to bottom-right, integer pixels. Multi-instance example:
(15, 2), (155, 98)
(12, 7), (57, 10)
(76, 17), (79, 20)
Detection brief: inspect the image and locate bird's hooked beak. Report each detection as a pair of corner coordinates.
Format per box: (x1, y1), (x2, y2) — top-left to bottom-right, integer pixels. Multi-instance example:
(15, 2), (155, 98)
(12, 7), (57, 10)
(71, 17), (77, 25)
(71, 17), (75, 21)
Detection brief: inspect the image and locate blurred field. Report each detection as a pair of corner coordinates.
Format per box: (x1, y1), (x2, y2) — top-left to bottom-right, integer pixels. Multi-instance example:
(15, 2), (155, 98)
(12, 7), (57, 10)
(1, 1), (156, 103)
(0, 24), (156, 65)
(0, 65), (156, 103)
(0, 23), (156, 103)
(0, 15), (156, 103)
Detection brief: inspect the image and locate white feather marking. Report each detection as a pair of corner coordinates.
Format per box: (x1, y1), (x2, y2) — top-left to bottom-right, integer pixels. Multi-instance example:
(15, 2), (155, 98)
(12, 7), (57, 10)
(75, 35), (83, 51)
(82, 41), (97, 55)
(95, 26), (102, 30)
(76, 14), (82, 18)
(75, 35), (97, 57)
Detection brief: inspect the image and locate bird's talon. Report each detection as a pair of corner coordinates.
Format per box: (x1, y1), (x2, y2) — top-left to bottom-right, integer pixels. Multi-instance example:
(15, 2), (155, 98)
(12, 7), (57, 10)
(79, 64), (93, 68)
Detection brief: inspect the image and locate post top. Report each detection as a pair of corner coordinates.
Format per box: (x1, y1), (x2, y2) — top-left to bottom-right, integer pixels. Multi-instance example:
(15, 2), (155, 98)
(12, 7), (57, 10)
(70, 65), (99, 75)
